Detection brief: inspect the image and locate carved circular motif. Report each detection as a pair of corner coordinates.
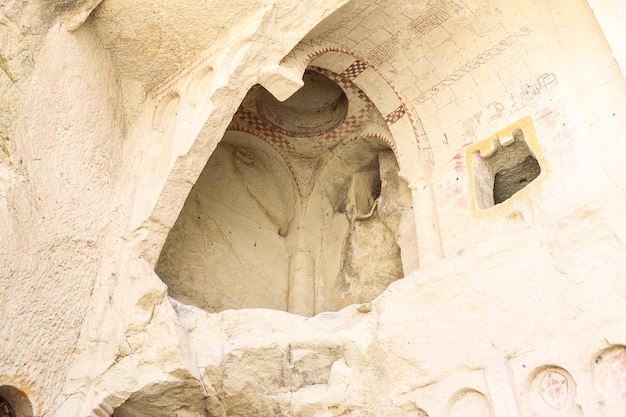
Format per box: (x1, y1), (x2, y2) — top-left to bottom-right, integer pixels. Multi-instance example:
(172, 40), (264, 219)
(597, 349), (626, 400)
(539, 370), (568, 409)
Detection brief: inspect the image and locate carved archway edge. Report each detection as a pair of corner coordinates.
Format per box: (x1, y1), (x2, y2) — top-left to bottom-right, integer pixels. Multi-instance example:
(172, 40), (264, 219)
(123, 4), (357, 266)
(58, 2), (357, 416)
(134, 38), (435, 267)
(77, 3), (435, 415)
(280, 38), (434, 164)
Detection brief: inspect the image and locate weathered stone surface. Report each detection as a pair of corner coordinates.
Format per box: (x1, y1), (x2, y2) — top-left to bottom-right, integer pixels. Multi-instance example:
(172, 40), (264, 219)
(1, 0), (626, 416)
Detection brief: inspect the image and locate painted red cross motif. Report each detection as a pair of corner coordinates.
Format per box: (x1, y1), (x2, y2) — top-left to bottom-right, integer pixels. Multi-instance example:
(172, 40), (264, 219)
(539, 371), (568, 409)
(601, 350), (626, 400)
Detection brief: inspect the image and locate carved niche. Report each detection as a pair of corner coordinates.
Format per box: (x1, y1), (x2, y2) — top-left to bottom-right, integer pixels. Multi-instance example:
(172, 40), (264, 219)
(156, 66), (414, 315)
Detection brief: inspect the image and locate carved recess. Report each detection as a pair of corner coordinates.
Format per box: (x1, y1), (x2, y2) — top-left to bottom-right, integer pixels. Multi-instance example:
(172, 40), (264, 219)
(156, 65), (413, 315)
(593, 345), (626, 416)
(527, 367), (584, 417)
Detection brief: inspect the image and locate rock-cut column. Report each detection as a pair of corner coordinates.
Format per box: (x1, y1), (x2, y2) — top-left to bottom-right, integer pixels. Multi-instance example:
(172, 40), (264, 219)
(287, 251), (315, 316)
(410, 179), (443, 265)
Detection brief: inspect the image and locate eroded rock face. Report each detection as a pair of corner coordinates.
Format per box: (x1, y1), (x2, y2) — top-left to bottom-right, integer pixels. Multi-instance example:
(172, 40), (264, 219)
(156, 71), (411, 315)
(2, 0), (626, 416)
(156, 140), (294, 312)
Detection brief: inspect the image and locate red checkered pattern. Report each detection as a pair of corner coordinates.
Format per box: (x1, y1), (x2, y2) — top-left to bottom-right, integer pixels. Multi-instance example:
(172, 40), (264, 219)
(384, 105), (407, 125)
(229, 51), (438, 182)
(281, 40), (434, 162)
(314, 67), (369, 101)
(230, 109), (297, 153)
(340, 60), (369, 80)
(313, 68), (372, 154)
(282, 40), (364, 75)
(229, 67), (373, 157)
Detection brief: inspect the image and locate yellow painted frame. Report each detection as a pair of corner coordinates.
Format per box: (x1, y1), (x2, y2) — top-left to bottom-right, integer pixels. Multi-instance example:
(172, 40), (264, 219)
(465, 115), (549, 216)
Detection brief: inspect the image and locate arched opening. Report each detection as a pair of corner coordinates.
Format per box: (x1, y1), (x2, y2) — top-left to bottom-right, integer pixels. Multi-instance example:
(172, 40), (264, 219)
(0, 396), (15, 417)
(447, 389), (493, 417)
(156, 65), (411, 315)
(592, 345), (626, 416)
(526, 366), (584, 417)
(155, 131), (296, 312)
(446, 389), (494, 417)
(0, 386), (33, 417)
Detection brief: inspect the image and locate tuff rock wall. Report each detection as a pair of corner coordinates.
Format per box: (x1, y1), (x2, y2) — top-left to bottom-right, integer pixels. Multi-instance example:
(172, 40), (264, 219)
(1, 1), (626, 416)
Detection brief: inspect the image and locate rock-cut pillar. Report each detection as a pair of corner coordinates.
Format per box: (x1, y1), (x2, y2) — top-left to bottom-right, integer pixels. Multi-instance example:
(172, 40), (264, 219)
(287, 251), (315, 316)
(410, 179), (443, 265)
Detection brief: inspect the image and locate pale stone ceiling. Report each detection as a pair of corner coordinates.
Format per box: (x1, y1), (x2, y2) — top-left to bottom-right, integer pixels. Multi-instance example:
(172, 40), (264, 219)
(91, 0), (539, 168)
(92, 0), (267, 92)
(93, 0), (466, 95)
